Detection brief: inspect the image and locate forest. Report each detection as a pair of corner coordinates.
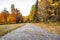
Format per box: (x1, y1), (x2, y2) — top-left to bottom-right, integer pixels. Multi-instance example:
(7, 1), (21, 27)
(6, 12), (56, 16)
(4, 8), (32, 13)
(0, 0), (60, 24)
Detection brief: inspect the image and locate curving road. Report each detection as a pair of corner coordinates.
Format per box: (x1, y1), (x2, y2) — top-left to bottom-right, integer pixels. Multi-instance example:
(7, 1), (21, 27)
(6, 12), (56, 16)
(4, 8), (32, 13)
(0, 23), (60, 40)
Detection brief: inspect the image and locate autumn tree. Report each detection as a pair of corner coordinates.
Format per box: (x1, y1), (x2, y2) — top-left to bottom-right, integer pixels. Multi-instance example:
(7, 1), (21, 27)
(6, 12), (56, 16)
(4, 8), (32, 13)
(26, 15), (30, 22)
(38, 0), (51, 22)
(0, 14), (5, 24)
(15, 8), (23, 23)
(45, 0), (60, 22)
(7, 11), (16, 24)
(1, 8), (9, 23)
(22, 16), (28, 23)
(32, 0), (40, 22)
(11, 4), (23, 23)
(29, 5), (36, 22)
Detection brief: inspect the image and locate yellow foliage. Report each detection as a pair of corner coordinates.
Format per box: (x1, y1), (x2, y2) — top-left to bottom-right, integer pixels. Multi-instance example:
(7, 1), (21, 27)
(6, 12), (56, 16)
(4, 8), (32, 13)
(51, 13), (55, 16)
(50, 2), (58, 7)
(29, 11), (35, 21)
(48, 9), (52, 12)
(50, 4), (56, 7)
(48, 0), (53, 3)
(40, 0), (46, 8)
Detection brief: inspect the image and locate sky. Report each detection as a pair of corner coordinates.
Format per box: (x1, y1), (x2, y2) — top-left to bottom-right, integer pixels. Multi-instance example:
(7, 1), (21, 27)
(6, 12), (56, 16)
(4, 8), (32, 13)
(0, 0), (36, 16)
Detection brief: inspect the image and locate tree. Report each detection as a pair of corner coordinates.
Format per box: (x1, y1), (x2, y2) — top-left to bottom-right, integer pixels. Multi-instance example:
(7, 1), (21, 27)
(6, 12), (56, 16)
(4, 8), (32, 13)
(22, 16), (27, 23)
(0, 14), (5, 24)
(45, 0), (60, 22)
(26, 15), (30, 22)
(7, 11), (16, 24)
(36, 0), (53, 22)
(56, 1), (60, 21)
(29, 5), (36, 22)
(15, 8), (23, 23)
(33, 0), (40, 22)
(1, 8), (9, 23)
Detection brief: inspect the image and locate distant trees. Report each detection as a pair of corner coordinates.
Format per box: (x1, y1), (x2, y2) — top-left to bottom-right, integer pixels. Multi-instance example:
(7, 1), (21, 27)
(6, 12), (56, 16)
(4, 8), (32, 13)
(0, 4), (23, 24)
(0, 0), (60, 24)
(26, 15), (30, 22)
(7, 8), (23, 24)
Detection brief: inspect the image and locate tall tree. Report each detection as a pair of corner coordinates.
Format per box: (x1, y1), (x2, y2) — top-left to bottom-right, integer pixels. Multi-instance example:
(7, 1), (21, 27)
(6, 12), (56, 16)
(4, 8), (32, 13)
(33, 0), (39, 22)
(15, 8), (23, 23)
(29, 5), (36, 22)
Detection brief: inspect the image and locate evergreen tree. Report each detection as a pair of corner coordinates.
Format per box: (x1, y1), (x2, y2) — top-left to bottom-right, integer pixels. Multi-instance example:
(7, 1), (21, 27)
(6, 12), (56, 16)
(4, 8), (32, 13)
(33, 0), (39, 22)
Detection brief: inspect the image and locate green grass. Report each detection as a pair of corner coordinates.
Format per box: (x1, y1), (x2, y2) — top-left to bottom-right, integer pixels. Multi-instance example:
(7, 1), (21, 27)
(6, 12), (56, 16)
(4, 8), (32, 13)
(0, 23), (25, 36)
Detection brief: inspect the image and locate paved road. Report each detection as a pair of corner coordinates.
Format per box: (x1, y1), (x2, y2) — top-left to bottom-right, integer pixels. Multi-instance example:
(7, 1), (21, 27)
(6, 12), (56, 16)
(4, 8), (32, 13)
(0, 23), (60, 40)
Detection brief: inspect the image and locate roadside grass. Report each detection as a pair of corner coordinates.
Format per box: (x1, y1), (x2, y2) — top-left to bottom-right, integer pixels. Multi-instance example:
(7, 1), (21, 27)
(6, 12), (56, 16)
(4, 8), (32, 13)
(32, 23), (60, 36)
(0, 23), (25, 36)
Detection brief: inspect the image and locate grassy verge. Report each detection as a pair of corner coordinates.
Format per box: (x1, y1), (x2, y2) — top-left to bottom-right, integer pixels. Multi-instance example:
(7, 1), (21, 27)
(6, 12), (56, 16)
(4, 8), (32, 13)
(0, 23), (25, 36)
(32, 23), (60, 36)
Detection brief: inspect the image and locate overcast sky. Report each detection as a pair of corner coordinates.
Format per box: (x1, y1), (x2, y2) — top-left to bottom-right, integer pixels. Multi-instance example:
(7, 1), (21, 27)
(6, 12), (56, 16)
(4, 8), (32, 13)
(0, 0), (36, 16)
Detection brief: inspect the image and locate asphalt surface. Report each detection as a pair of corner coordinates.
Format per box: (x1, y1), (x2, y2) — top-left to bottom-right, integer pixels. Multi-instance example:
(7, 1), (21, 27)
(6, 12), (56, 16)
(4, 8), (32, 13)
(0, 23), (60, 40)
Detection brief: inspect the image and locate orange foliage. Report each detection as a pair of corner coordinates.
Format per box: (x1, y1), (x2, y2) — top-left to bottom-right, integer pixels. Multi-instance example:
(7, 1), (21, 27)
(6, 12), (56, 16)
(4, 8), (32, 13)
(7, 12), (16, 24)
(1, 10), (9, 24)
(1, 12), (5, 17)
(0, 14), (5, 24)
(1, 11), (9, 17)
